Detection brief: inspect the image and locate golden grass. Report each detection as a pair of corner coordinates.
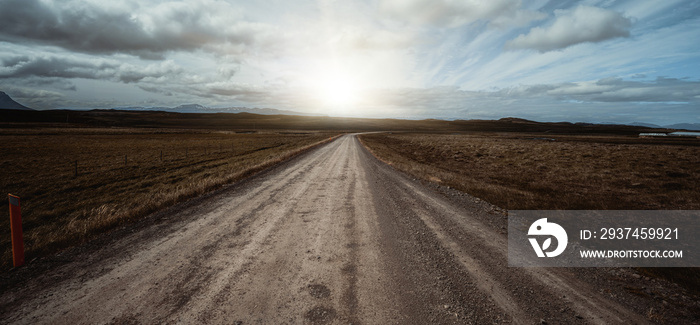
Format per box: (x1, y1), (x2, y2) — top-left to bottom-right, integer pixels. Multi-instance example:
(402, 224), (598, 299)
(0, 128), (338, 270)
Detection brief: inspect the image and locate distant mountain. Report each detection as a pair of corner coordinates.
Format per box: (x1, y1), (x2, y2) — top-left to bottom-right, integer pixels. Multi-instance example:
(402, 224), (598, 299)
(111, 104), (322, 116)
(627, 122), (661, 128)
(0, 91), (33, 110)
(664, 123), (700, 131)
(222, 107), (324, 116)
(170, 104), (208, 113)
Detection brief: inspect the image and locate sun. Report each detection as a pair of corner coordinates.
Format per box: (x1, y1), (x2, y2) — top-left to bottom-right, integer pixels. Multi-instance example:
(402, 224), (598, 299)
(308, 65), (362, 108)
(319, 76), (358, 106)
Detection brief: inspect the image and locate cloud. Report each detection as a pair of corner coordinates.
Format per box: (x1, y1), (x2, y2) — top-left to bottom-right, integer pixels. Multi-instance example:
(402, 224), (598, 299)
(0, 54), (184, 83)
(116, 61), (184, 83)
(490, 9), (547, 29)
(503, 77), (700, 103)
(138, 80), (277, 104)
(506, 6), (632, 52)
(0, 55), (115, 79)
(332, 28), (416, 51)
(204, 82), (269, 102)
(137, 85), (173, 97)
(380, 0), (543, 28)
(0, 0), (281, 59)
(7, 77), (78, 91)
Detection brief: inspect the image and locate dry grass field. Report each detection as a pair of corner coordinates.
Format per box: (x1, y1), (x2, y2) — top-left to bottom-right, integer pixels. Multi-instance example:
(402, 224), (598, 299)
(0, 128), (337, 270)
(359, 132), (700, 210)
(359, 132), (700, 292)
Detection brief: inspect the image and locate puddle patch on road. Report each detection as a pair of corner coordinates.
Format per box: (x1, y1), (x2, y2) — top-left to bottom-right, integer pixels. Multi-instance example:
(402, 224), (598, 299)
(341, 264), (356, 275)
(307, 284), (331, 299)
(305, 306), (336, 324)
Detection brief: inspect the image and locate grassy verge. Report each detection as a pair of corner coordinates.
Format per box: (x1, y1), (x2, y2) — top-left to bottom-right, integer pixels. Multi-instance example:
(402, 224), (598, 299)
(359, 132), (700, 293)
(1, 128), (338, 270)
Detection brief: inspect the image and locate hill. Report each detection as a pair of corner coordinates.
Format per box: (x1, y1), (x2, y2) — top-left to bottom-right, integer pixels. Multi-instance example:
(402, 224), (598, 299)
(0, 91), (33, 110)
(0, 109), (677, 136)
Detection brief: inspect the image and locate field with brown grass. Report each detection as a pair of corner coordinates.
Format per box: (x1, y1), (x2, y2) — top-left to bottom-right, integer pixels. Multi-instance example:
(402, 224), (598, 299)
(0, 127), (337, 270)
(359, 132), (700, 210)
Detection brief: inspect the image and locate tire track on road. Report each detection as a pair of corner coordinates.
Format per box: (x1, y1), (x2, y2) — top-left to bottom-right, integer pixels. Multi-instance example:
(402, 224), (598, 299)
(359, 134), (649, 324)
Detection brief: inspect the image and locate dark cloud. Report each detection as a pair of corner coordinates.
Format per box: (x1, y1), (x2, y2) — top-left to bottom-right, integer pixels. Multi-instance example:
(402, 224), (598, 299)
(0, 55), (116, 79)
(0, 0), (280, 59)
(0, 54), (183, 83)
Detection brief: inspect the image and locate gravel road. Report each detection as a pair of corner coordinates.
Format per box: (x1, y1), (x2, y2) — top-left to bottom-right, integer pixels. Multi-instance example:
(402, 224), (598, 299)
(0, 134), (650, 324)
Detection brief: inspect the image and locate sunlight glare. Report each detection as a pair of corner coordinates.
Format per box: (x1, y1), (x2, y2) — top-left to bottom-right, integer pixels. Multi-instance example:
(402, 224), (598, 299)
(309, 64), (362, 109)
(320, 76), (357, 106)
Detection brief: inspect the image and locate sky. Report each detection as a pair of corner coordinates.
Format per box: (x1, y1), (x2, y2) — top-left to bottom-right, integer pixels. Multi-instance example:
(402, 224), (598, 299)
(0, 0), (699, 124)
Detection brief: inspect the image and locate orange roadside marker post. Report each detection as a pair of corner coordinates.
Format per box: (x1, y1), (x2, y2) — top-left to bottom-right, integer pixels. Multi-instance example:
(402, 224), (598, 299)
(8, 194), (24, 267)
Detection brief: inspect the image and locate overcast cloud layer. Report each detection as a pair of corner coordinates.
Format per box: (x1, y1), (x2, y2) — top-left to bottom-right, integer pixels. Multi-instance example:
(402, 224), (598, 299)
(0, 0), (698, 125)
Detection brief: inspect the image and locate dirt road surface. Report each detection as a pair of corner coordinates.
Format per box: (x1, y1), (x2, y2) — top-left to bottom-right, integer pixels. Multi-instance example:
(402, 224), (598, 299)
(1, 135), (649, 324)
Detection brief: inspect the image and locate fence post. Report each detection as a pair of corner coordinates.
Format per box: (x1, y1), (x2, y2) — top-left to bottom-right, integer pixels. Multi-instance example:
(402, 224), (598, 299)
(8, 194), (24, 267)
(74, 160), (78, 178)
